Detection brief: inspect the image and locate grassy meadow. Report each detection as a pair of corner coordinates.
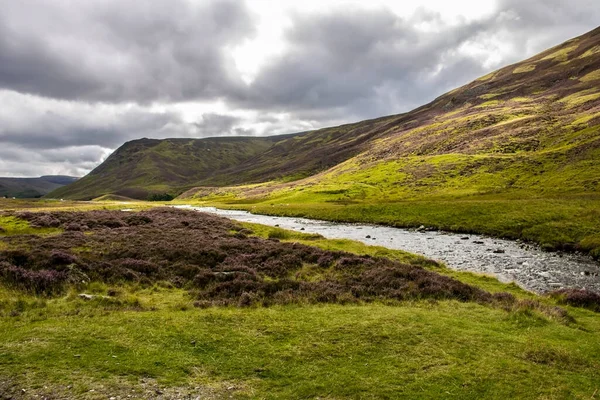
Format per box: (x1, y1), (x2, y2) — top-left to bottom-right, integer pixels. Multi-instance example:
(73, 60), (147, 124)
(0, 201), (599, 399)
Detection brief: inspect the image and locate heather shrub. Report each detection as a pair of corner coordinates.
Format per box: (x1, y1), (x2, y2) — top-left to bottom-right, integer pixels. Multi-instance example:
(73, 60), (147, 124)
(0, 262), (67, 295)
(49, 250), (79, 266)
(2, 208), (527, 308)
(549, 288), (600, 312)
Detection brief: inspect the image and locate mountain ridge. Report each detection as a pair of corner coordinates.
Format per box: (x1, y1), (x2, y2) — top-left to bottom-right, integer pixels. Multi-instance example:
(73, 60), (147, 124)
(51, 26), (600, 203)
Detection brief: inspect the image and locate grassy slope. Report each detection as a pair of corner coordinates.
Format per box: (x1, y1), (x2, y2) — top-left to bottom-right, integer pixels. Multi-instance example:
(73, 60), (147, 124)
(47, 136), (291, 201)
(0, 176), (77, 198)
(0, 206), (599, 398)
(50, 116), (406, 201)
(183, 27), (600, 257)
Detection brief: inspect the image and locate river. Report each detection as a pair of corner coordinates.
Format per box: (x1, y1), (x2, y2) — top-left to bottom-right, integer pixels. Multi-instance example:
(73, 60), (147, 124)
(175, 205), (600, 294)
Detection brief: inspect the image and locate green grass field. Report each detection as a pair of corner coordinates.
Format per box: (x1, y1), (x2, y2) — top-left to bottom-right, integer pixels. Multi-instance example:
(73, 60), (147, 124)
(1, 203), (599, 399)
(2, 290), (600, 399)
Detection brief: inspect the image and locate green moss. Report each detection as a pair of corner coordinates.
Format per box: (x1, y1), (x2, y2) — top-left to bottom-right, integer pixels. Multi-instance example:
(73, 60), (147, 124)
(560, 89), (600, 107)
(476, 100), (501, 108)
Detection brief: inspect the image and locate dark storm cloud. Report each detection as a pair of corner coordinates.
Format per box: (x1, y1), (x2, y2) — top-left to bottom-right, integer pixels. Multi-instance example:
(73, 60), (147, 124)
(0, 143), (111, 177)
(0, 0), (598, 177)
(0, 97), (191, 150)
(0, 0), (254, 102)
(194, 113), (249, 136)
(235, 2), (599, 120)
(231, 8), (485, 118)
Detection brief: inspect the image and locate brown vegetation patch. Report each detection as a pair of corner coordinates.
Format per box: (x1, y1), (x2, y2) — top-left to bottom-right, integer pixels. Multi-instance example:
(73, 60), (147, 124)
(0, 208), (519, 308)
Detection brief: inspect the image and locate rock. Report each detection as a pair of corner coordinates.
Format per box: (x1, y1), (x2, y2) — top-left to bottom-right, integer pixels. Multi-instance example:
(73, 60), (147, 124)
(78, 293), (94, 300)
(581, 271), (591, 276)
(365, 235), (371, 239)
(73, 354), (81, 358)
(300, 227), (305, 231)
(461, 237), (469, 240)
(416, 225), (426, 231)
(493, 249), (505, 254)
(473, 241), (484, 244)
(274, 224), (279, 227)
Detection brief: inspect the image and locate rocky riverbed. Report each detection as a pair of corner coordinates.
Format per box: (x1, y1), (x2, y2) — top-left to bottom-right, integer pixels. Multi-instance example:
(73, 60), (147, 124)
(177, 206), (600, 294)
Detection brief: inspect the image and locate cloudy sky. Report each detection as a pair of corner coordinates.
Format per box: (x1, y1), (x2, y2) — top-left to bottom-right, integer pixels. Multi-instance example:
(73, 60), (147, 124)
(0, 0), (598, 177)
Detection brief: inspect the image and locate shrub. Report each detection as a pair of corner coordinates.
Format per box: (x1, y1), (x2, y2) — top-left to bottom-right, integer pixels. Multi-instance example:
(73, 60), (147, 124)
(0, 262), (67, 295)
(549, 288), (600, 312)
(147, 193), (174, 201)
(2, 208), (511, 307)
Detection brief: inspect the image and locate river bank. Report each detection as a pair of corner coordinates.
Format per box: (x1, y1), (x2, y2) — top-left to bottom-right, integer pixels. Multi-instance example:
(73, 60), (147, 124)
(177, 205), (600, 294)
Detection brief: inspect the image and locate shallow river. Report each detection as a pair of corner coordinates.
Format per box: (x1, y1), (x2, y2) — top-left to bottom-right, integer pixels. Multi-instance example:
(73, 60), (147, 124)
(176, 206), (600, 294)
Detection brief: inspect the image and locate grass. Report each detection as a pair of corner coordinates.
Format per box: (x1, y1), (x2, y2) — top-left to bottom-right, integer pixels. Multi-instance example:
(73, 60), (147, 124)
(512, 64), (536, 74)
(0, 198), (154, 213)
(0, 206), (599, 398)
(0, 215), (62, 236)
(1, 287), (600, 399)
(191, 192), (600, 258)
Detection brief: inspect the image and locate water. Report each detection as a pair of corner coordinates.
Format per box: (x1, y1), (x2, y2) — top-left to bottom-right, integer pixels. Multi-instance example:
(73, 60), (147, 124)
(175, 206), (600, 294)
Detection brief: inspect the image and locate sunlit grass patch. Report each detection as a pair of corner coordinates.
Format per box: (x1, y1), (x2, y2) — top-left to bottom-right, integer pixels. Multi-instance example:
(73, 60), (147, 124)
(578, 45), (600, 58)
(0, 215), (62, 236)
(579, 69), (600, 82)
(560, 89), (600, 108)
(513, 64), (536, 74)
(541, 44), (578, 62)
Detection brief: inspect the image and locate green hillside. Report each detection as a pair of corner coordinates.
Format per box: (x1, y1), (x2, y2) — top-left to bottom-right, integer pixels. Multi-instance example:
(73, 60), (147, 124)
(0, 176), (77, 198)
(184, 27), (600, 256)
(52, 27), (600, 255)
(49, 115), (408, 200)
(48, 136), (291, 200)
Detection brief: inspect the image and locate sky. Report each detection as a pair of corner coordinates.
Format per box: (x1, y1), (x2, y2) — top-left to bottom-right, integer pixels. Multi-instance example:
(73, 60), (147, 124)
(0, 0), (598, 177)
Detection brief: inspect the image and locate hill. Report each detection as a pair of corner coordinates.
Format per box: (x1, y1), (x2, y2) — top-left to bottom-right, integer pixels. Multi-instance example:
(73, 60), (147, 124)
(48, 136), (295, 200)
(182, 26), (600, 256)
(187, 25), (600, 199)
(51, 26), (600, 254)
(0, 175), (78, 198)
(49, 112), (411, 200)
(56, 27), (600, 202)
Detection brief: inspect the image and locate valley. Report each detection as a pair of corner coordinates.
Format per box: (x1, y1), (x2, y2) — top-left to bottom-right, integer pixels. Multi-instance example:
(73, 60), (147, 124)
(1, 23), (600, 400)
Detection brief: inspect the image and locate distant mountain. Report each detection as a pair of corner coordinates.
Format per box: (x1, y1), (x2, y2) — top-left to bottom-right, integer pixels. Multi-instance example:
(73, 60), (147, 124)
(0, 175), (78, 198)
(48, 136), (293, 200)
(51, 26), (600, 201)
